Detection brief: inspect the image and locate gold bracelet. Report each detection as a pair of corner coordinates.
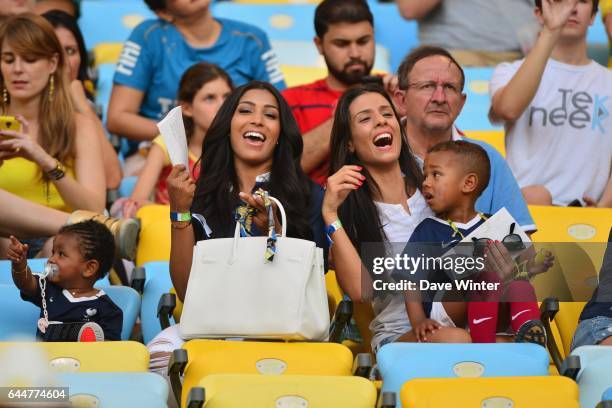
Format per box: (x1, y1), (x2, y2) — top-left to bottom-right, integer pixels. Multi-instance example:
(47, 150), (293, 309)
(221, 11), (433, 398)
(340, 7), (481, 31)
(46, 159), (66, 181)
(171, 220), (191, 229)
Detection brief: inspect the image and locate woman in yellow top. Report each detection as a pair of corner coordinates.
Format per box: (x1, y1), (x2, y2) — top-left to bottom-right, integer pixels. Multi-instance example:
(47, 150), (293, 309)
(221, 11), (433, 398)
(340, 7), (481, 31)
(0, 14), (105, 256)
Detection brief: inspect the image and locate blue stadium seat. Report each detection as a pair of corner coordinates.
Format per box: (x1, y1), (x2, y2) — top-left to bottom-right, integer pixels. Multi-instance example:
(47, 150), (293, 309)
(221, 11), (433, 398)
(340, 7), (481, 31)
(0, 284), (139, 341)
(455, 67), (501, 131)
(101, 286), (141, 341)
(118, 175), (138, 199)
(604, 387), (612, 401)
(139, 261), (174, 344)
(0, 258), (47, 284)
(570, 346), (612, 408)
(79, 0), (153, 48)
(0, 284), (40, 340)
(57, 372), (168, 407)
(377, 343), (549, 408)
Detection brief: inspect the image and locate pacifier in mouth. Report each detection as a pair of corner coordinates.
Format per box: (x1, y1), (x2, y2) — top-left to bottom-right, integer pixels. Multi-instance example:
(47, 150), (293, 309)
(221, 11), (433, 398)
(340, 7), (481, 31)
(43, 263), (59, 279)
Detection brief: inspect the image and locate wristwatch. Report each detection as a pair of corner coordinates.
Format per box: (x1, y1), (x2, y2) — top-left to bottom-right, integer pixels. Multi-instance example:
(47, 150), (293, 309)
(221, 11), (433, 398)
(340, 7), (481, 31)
(46, 159), (66, 181)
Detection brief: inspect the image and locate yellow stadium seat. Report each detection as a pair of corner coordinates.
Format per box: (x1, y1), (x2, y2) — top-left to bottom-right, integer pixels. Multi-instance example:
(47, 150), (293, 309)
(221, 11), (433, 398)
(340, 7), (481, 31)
(529, 206), (610, 303)
(135, 205), (171, 266)
(280, 65), (328, 87)
(529, 205), (612, 244)
(326, 270), (344, 313)
(463, 130), (506, 157)
(0, 341), (149, 372)
(178, 339), (354, 407)
(192, 374), (377, 407)
(530, 206), (610, 371)
(401, 376), (580, 408)
(93, 43), (123, 66)
(352, 300), (376, 356)
(554, 302), (586, 358)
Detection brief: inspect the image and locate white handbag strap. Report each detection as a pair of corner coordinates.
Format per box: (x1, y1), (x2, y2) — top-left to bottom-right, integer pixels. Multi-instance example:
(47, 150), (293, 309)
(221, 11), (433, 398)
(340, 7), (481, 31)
(268, 196), (287, 237)
(233, 194), (287, 238)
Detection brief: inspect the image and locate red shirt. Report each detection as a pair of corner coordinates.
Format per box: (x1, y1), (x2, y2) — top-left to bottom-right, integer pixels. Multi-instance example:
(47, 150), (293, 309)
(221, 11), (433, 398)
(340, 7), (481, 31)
(155, 156), (201, 205)
(282, 79), (343, 186)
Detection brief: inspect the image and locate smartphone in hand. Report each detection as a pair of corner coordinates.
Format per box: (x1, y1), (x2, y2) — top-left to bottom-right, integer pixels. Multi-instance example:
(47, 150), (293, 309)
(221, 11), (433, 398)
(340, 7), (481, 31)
(0, 116), (21, 137)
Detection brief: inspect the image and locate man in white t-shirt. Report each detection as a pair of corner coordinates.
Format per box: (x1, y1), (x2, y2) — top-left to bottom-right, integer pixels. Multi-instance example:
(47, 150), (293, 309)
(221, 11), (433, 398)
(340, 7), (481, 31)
(489, 0), (612, 207)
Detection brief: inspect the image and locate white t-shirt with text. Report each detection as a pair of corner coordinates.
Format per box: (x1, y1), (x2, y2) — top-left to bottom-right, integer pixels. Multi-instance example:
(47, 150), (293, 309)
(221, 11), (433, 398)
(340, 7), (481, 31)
(490, 58), (612, 205)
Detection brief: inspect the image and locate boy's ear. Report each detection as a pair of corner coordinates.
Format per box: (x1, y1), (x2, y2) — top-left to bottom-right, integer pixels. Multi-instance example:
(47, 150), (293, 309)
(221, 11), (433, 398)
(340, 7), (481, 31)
(462, 173), (478, 194)
(82, 260), (100, 280)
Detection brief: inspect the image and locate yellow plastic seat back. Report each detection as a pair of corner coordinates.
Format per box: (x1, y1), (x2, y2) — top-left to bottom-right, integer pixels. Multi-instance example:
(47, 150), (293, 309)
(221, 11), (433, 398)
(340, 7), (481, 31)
(463, 130), (506, 157)
(401, 376), (580, 408)
(0, 341), (149, 373)
(181, 340), (353, 406)
(197, 374), (376, 408)
(352, 300), (375, 355)
(325, 270), (344, 315)
(136, 205), (171, 266)
(555, 302), (586, 357)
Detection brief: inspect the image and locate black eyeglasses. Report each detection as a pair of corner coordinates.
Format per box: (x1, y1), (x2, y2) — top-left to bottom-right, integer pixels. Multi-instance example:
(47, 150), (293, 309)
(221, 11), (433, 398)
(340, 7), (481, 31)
(471, 222), (525, 258)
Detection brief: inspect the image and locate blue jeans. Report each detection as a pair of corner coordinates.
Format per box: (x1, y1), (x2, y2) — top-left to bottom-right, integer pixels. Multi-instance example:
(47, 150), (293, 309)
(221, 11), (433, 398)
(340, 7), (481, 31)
(571, 316), (612, 351)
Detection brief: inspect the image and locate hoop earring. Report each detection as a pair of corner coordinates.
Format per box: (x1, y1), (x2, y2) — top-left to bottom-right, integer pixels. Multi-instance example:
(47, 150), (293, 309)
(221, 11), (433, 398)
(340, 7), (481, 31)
(48, 75), (54, 102)
(2, 88), (7, 105)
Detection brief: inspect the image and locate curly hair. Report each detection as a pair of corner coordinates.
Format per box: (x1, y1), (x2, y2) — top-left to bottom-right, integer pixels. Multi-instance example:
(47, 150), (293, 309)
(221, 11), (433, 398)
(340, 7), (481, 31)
(58, 220), (115, 280)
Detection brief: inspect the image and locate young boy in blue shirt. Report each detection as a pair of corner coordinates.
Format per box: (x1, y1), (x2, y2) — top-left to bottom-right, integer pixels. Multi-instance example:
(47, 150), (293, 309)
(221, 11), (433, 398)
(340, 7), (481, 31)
(406, 140), (547, 345)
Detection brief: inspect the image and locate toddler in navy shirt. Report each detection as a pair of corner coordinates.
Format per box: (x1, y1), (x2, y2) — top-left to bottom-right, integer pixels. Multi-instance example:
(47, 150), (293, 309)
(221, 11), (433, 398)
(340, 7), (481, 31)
(8, 220), (122, 341)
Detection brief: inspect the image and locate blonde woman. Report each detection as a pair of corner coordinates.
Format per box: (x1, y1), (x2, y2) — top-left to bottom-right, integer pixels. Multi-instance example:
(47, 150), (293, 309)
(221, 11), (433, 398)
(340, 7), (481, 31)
(0, 13), (105, 256)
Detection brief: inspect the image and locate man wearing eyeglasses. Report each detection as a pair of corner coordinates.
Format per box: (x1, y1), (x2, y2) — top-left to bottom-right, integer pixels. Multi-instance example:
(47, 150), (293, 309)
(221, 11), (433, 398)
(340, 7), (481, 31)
(393, 45), (536, 233)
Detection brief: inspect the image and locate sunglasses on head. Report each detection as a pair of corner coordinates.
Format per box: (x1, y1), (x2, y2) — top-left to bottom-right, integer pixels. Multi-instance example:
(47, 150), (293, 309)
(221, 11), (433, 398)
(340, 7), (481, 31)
(471, 222), (525, 258)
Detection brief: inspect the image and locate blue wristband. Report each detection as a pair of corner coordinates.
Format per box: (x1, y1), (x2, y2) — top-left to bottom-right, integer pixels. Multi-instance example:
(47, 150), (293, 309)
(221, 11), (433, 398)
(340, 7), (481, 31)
(170, 211), (191, 222)
(326, 219), (343, 246)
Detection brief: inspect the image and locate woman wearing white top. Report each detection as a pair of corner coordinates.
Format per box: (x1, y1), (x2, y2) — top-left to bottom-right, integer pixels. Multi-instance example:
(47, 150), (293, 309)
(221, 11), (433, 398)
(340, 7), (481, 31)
(322, 84), (471, 351)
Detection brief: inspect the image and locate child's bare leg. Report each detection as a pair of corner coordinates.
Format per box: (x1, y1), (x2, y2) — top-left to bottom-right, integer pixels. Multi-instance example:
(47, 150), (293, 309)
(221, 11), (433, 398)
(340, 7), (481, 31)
(442, 301), (467, 328)
(600, 336), (612, 346)
(397, 327), (471, 343)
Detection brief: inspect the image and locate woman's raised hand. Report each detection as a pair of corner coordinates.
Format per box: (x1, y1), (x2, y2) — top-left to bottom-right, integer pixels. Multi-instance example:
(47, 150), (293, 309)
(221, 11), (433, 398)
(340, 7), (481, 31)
(0, 115), (55, 170)
(167, 164), (195, 212)
(322, 165), (365, 222)
(238, 191), (281, 234)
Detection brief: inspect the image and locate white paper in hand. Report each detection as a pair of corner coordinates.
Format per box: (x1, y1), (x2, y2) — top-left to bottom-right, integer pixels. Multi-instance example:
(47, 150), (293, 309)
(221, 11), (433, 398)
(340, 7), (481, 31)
(157, 106), (189, 168)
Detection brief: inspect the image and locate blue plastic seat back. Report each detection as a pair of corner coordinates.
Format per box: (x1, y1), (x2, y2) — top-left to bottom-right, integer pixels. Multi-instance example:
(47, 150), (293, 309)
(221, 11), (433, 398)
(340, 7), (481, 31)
(0, 259), (110, 286)
(604, 387), (612, 402)
(56, 372), (168, 408)
(571, 346), (612, 408)
(140, 261), (174, 344)
(0, 284), (40, 340)
(100, 286), (141, 341)
(0, 284), (138, 341)
(0, 259), (47, 284)
(377, 343), (549, 406)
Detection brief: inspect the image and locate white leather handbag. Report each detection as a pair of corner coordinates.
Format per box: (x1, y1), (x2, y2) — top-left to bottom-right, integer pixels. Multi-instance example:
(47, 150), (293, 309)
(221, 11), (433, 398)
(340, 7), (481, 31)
(179, 196), (330, 341)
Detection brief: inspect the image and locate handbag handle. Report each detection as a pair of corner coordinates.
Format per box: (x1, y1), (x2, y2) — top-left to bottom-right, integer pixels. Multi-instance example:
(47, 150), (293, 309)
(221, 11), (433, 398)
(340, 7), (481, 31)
(267, 196), (287, 237)
(231, 195), (288, 263)
(232, 195), (287, 239)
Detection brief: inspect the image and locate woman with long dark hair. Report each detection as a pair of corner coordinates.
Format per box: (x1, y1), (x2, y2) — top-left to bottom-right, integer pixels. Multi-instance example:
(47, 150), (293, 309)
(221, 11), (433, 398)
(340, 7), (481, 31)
(322, 83), (470, 351)
(147, 81), (327, 382)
